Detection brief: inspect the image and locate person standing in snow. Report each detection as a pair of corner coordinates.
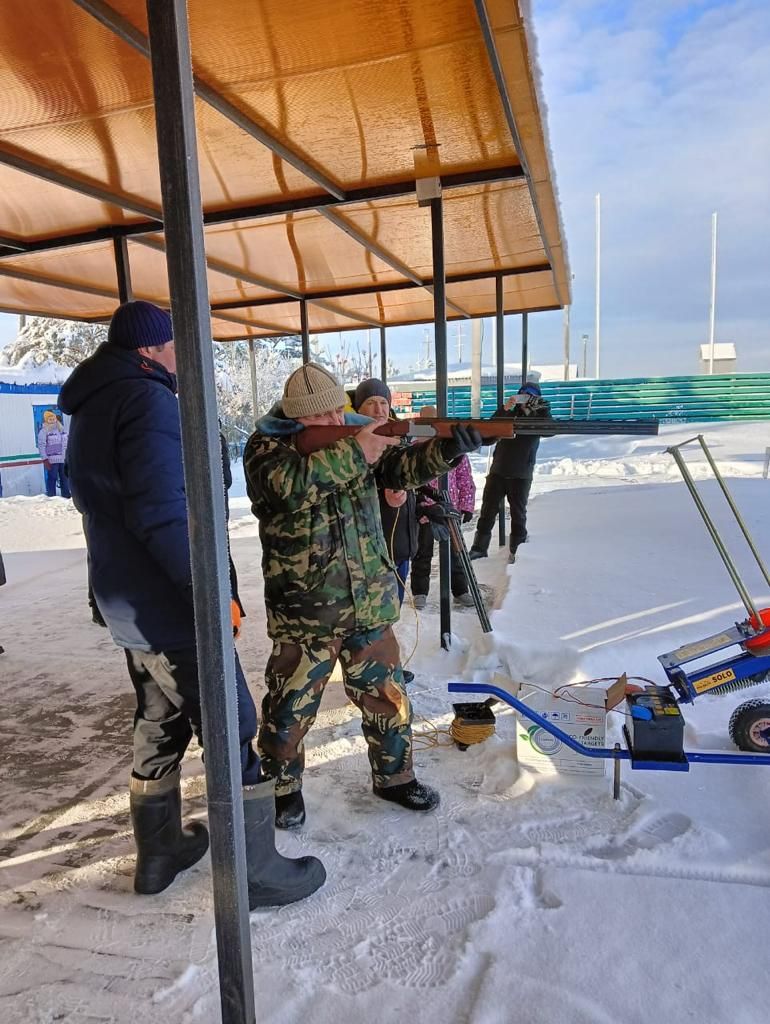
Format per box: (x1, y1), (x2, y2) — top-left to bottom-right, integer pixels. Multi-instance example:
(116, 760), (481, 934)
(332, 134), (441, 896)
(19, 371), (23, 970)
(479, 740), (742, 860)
(243, 362), (482, 829)
(219, 424), (245, 618)
(409, 405), (477, 610)
(351, 377), (418, 683)
(470, 382), (551, 564)
(59, 300), (325, 908)
(351, 379), (419, 604)
(0, 547), (6, 655)
(37, 409), (70, 498)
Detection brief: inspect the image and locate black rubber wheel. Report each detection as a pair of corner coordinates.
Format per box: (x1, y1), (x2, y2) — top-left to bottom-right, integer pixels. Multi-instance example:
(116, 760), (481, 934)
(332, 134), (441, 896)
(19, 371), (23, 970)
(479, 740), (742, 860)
(728, 699), (770, 753)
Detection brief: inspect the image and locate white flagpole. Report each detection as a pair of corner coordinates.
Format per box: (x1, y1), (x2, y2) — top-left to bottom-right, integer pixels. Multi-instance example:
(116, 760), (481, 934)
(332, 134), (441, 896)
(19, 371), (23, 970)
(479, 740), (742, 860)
(595, 192), (601, 379)
(708, 211), (718, 375)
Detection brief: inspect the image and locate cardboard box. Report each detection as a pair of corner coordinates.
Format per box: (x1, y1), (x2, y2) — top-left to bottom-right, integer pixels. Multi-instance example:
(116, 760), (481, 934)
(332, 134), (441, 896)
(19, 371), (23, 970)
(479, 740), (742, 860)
(515, 677), (626, 778)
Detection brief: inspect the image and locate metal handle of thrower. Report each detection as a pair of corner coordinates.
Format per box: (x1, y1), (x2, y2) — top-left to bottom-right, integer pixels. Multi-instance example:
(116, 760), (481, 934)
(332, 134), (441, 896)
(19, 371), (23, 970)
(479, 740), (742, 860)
(666, 439), (761, 620)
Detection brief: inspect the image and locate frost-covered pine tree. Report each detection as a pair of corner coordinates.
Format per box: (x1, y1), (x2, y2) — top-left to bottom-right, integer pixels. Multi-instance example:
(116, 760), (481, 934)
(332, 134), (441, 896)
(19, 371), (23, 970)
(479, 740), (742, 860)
(0, 316), (107, 369)
(214, 336), (305, 443)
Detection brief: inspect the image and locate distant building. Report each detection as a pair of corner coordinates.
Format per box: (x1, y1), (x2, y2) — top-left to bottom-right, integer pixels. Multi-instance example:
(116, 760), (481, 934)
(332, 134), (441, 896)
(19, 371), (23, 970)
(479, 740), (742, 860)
(699, 342), (736, 375)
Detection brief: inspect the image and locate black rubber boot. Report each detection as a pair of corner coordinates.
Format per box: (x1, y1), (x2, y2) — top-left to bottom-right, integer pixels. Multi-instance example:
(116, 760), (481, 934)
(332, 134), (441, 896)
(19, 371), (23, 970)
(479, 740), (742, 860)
(373, 779), (440, 812)
(275, 789), (306, 830)
(469, 529), (492, 561)
(402, 669), (415, 684)
(91, 605), (107, 627)
(129, 768), (209, 895)
(244, 781), (326, 909)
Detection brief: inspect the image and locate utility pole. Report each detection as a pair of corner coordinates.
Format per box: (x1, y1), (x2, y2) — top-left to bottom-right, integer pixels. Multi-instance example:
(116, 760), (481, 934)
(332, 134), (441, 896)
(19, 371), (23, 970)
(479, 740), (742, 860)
(708, 211), (718, 375)
(562, 305), (570, 380)
(581, 333), (588, 378)
(456, 322), (464, 364)
(595, 192), (601, 379)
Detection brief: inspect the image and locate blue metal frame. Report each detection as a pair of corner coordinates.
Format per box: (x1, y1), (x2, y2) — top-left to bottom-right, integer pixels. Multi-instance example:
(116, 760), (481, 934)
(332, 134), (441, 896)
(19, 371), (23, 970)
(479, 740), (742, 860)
(447, 682), (770, 769)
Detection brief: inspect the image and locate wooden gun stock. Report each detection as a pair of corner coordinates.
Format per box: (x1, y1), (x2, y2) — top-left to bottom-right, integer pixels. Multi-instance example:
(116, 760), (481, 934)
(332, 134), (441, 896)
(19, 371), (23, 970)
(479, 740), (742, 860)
(293, 418), (514, 456)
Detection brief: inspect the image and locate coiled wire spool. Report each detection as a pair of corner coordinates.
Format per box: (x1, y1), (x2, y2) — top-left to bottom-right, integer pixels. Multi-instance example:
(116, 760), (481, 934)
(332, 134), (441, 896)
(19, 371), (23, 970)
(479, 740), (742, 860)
(451, 700), (496, 750)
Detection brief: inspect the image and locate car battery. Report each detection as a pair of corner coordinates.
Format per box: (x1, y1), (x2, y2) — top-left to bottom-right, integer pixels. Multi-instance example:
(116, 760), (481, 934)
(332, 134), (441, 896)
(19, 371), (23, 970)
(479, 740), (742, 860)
(626, 686), (685, 761)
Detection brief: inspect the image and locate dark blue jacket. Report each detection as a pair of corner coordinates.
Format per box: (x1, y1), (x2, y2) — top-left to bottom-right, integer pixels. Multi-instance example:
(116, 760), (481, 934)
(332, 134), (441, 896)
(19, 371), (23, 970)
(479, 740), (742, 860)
(59, 344), (195, 652)
(490, 397), (552, 479)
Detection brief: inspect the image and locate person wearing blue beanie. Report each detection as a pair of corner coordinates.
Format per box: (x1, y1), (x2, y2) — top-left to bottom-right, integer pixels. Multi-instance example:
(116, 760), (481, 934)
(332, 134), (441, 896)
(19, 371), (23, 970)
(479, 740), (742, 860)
(470, 380), (551, 564)
(108, 300), (174, 351)
(58, 300), (326, 907)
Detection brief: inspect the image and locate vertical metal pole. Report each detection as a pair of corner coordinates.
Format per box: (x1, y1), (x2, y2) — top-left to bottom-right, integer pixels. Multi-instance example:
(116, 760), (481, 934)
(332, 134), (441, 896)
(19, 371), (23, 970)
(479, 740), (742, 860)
(581, 333), (588, 378)
(521, 312), (528, 385)
(470, 319), (482, 417)
(562, 305), (570, 381)
(431, 194), (451, 649)
(595, 192), (601, 379)
(300, 299), (310, 363)
(495, 277), (504, 408)
(697, 435), (770, 588)
(668, 445), (760, 619)
(708, 211), (718, 375)
(248, 338), (259, 425)
(495, 275), (506, 548)
(144, 4), (255, 1023)
(380, 325), (387, 385)
(113, 236), (133, 303)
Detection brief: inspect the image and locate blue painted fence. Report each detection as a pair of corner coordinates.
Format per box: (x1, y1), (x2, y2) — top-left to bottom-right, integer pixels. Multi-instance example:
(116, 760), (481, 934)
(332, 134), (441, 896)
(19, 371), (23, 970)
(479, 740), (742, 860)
(391, 372), (770, 422)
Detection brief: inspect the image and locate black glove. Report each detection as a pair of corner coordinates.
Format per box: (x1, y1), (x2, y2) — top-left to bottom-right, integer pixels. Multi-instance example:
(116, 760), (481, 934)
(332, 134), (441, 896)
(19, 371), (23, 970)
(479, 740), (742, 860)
(441, 424), (483, 461)
(521, 396), (550, 418)
(462, 510), (474, 523)
(416, 502), (450, 542)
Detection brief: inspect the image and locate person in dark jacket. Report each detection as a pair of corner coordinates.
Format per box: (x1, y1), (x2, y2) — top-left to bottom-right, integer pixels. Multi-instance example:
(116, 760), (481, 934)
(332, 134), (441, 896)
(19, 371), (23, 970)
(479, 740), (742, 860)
(352, 379), (419, 603)
(219, 425), (245, 617)
(352, 378), (418, 684)
(0, 547), (5, 655)
(470, 381), (551, 564)
(59, 300), (324, 907)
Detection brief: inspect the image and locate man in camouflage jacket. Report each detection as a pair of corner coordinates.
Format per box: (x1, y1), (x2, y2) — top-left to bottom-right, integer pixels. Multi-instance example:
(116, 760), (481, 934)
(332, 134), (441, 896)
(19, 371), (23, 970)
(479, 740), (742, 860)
(244, 362), (481, 828)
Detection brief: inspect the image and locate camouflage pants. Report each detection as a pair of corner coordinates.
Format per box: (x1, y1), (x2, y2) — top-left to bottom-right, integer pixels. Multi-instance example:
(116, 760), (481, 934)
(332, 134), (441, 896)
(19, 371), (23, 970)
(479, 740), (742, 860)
(259, 625), (414, 795)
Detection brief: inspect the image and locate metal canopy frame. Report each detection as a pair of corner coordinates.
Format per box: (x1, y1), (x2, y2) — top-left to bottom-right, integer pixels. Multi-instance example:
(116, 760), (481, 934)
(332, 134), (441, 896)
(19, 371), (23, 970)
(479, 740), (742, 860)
(144, 2), (255, 1021)
(3, 3), (568, 1019)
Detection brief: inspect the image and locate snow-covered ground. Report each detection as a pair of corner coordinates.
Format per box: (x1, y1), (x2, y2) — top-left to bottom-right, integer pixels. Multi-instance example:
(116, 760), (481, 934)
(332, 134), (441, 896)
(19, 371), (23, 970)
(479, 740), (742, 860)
(1, 421), (769, 1023)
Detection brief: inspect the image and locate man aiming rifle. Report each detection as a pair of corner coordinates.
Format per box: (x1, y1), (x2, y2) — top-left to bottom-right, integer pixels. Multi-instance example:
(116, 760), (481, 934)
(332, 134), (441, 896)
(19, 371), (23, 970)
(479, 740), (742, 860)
(243, 362), (484, 829)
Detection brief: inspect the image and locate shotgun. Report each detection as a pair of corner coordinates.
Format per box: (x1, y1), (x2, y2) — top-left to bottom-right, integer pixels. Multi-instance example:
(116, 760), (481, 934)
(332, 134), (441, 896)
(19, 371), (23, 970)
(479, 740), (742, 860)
(294, 416), (659, 456)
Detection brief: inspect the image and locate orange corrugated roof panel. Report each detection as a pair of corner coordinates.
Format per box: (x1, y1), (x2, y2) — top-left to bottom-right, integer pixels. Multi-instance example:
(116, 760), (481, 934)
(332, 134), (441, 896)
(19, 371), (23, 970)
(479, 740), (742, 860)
(0, 0), (570, 334)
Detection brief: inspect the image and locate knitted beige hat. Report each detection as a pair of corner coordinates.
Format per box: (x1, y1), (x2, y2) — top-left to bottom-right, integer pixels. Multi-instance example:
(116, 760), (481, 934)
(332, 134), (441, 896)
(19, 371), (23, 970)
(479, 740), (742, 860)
(282, 362), (347, 419)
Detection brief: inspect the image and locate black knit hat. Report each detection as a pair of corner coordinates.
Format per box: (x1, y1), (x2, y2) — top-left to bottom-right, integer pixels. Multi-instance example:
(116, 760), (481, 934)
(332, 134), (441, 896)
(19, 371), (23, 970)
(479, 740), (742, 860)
(108, 300), (173, 350)
(353, 377), (391, 411)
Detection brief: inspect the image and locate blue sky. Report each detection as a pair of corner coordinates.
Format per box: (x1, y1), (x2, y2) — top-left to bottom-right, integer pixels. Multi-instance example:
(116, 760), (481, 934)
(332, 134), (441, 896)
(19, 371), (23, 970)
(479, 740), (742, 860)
(2, 0), (768, 379)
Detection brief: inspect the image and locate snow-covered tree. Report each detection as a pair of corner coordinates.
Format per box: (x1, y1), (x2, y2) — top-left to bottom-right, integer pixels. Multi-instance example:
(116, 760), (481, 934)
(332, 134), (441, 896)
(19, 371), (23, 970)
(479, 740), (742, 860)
(214, 337), (303, 444)
(0, 316), (107, 369)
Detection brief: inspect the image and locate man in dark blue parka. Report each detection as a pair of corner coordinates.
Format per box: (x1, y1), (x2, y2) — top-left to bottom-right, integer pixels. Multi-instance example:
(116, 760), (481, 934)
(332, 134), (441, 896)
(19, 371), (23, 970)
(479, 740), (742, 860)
(59, 300), (324, 907)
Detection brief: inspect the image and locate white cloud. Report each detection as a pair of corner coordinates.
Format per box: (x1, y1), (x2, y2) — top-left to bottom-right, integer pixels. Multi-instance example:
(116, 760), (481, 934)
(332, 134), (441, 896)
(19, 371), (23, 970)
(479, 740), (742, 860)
(529, 0), (770, 375)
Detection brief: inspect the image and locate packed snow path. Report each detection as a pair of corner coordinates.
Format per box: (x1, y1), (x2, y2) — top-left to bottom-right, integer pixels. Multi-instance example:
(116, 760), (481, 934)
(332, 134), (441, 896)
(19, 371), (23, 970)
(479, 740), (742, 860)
(1, 423), (769, 1023)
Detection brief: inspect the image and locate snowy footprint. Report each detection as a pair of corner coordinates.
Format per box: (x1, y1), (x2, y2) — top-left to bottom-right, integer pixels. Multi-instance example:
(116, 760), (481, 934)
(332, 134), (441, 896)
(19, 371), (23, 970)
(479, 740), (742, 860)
(590, 811), (692, 860)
